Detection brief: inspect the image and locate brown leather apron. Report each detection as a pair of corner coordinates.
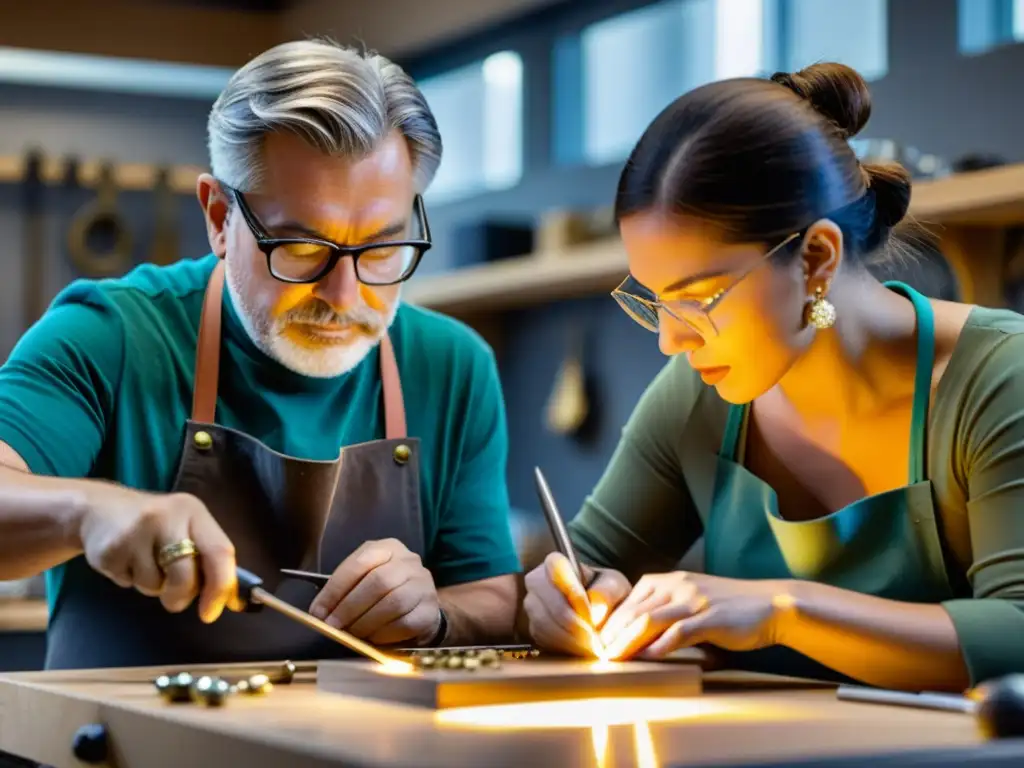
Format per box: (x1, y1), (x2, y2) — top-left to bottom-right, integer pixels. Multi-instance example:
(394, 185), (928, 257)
(44, 260), (425, 669)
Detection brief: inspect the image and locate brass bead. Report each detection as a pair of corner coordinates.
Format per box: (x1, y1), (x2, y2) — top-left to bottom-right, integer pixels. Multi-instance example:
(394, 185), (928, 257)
(393, 444), (411, 464)
(193, 431), (213, 451)
(236, 674), (273, 696)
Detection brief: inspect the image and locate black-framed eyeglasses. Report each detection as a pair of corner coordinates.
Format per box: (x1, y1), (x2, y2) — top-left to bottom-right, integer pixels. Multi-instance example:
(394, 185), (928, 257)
(612, 231), (802, 337)
(227, 186), (432, 286)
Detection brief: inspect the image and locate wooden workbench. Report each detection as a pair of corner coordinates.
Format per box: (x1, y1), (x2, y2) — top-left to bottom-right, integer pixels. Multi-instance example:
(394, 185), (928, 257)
(0, 662), (1001, 768)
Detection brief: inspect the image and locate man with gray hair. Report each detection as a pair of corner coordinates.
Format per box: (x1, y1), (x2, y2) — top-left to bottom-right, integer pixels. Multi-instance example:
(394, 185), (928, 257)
(0, 39), (521, 669)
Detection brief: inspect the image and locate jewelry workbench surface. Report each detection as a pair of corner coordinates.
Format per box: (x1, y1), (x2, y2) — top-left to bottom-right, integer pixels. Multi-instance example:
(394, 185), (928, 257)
(0, 659), (987, 768)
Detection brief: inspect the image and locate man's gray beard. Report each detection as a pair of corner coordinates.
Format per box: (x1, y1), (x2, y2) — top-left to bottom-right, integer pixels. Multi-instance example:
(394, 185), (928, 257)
(225, 260), (399, 379)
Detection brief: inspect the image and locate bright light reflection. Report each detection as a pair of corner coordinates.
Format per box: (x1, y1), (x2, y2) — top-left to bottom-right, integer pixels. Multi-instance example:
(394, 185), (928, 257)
(633, 721), (659, 768)
(591, 725), (609, 768)
(377, 660), (416, 676)
(434, 696), (753, 730)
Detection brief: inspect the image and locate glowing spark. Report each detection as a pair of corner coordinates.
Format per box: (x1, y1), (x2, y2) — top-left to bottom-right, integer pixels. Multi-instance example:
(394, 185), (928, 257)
(376, 659), (416, 676)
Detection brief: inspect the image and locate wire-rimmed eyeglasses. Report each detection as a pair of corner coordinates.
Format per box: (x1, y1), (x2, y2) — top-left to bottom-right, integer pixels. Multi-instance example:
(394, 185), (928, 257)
(611, 232), (802, 337)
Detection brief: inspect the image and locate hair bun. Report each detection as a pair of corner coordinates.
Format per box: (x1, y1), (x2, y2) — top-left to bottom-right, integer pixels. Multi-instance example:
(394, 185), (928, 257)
(862, 161), (912, 230)
(770, 62), (872, 139)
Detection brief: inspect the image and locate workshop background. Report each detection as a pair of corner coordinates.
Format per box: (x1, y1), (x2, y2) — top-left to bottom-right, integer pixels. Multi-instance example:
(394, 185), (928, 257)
(1, 0), (1024, 666)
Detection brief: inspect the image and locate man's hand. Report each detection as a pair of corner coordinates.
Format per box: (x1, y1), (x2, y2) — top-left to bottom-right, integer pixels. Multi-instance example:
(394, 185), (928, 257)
(309, 538), (441, 646)
(522, 552), (631, 657)
(77, 486), (241, 624)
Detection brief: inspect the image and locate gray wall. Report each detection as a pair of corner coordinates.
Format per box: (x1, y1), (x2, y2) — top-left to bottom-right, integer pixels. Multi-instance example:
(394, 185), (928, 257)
(0, 83), (213, 356)
(0, 0), (1021, 522)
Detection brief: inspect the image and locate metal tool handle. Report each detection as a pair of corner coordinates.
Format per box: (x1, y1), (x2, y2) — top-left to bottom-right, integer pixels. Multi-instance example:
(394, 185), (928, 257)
(837, 685), (976, 714)
(534, 466), (586, 586)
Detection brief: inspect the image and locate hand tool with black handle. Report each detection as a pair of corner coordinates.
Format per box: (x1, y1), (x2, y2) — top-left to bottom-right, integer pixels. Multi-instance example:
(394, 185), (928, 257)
(234, 567), (400, 666)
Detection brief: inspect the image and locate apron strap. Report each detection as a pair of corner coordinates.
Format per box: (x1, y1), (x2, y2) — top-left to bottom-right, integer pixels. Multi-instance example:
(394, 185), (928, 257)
(719, 403), (746, 462)
(379, 334), (406, 440)
(191, 259), (408, 440)
(883, 281), (936, 485)
(192, 260), (226, 424)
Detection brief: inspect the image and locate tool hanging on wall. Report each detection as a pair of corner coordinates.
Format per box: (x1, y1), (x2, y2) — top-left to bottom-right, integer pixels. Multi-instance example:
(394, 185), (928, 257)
(149, 165), (180, 266)
(66, 159), (134, 277)
(544, 320), (591, 438)
(21, 148), (47, 333)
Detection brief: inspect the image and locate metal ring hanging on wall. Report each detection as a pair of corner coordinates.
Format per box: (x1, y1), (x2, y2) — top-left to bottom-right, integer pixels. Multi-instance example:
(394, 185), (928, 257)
(66, 161), (133, 277)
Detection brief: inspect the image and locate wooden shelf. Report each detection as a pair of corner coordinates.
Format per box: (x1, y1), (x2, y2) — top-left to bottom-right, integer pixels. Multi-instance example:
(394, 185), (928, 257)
(406, 238), (627, 315)
(909, 162), (1024, 226)
(0, 599), (47, 633)
(406, 163), (1024, 315)
(0, 154), (205, 194)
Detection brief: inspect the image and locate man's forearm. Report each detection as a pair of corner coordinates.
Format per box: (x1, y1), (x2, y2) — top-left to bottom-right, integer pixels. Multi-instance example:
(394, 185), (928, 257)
(778, 579), (970, 692)
(438, 574), (521, 646)
(0, 463), (87, 580)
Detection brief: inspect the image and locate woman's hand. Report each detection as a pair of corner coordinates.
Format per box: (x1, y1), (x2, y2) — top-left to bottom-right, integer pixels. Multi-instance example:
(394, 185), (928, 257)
(523, 553), (632, 657)
(597, 571), (792, 660)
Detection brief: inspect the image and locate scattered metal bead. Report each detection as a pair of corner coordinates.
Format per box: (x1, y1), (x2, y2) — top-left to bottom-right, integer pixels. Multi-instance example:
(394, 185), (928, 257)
(236, 674), (273, 696)
(409, 647), (538, 672)
(190, 675), (232, 707)
(154, 672), (194, 703)
(271, 661), (297, 685)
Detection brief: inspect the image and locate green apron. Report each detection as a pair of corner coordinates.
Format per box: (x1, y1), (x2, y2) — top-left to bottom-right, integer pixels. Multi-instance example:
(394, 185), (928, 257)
(702, 282), (956, 682)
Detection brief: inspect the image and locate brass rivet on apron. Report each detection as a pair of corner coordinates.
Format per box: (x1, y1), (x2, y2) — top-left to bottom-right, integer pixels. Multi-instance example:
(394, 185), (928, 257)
(393, 444), (411, 465)
(193, 431), (213, 451)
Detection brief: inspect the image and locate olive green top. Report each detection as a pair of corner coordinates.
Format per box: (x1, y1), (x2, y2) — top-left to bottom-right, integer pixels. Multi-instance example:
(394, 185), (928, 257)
(569, 304), (1024, 685)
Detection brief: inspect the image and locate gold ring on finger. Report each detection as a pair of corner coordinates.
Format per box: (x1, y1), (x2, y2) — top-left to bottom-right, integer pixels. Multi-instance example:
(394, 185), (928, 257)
(156, 538), (198, 571)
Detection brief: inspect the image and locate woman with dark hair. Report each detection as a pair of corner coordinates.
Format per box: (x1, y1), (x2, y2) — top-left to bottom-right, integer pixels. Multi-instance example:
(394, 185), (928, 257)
(522, 63), (1024, 692)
